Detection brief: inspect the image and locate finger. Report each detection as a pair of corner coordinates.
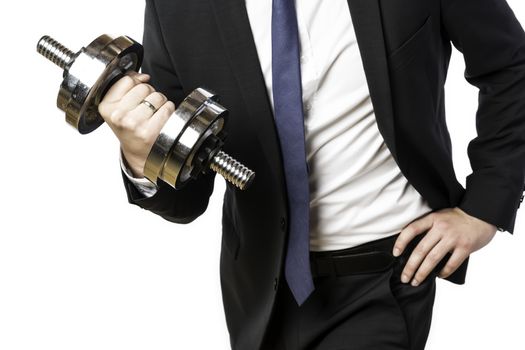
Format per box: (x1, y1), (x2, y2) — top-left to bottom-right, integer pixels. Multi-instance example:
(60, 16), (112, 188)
(119, 83), (156, 111)
(147, 101), (176, 134)
(103, 72), (150, 103)
(393, 212), (435, 257)
(400, 231), (441, 284)
(410, 239), (451, 286)
(129, 71), (151, 83)
(132, 92), (168, 120)
(438, 248), (469, 279)
(135, 72), (151, 82)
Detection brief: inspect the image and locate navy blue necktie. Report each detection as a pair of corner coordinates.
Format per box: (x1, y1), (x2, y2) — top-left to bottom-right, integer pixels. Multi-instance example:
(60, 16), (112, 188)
(272, 0), (314, 306)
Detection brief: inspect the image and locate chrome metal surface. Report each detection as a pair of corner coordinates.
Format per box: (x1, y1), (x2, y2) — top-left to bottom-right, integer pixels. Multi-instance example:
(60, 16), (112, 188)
(37, 34), (255, 190)
(37, 36), (76, 69)
(160, 89), (226, 188)
(210, 151), (255, 190)
(143, 88), (212, 184)
(37, 34), (143, 133)
(59, 35), (142, 133)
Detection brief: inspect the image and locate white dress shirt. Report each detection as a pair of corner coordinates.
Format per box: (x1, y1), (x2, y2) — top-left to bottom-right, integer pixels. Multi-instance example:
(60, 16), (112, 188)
(123, 0), (434, 251)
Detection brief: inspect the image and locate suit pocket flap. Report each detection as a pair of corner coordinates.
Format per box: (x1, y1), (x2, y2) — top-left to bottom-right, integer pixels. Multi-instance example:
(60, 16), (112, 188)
(388, 15), (432, 71)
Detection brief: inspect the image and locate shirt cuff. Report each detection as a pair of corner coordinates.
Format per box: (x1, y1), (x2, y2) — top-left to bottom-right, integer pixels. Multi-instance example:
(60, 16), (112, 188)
(119, 150), (158, 198)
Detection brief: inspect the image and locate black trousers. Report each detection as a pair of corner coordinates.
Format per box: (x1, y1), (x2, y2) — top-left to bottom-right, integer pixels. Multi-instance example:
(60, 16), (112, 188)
(261, 233), (440, 350)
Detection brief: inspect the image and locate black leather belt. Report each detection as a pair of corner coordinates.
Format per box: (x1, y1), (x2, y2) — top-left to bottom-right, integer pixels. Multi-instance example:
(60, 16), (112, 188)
(309, 233), (400, 278)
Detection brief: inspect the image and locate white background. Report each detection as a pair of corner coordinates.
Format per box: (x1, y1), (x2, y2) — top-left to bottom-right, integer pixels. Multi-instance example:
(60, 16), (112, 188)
(0, 1), (524, 349)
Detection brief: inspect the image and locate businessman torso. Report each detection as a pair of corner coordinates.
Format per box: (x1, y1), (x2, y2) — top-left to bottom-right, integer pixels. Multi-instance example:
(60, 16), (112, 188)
(127, 0), (525, 348)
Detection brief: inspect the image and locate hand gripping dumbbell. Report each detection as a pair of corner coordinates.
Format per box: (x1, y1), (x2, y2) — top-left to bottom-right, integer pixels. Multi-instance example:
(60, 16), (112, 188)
(36, 34), (255, 190)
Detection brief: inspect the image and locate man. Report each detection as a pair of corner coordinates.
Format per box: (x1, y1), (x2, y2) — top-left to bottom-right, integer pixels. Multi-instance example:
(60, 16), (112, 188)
(98, 0), (525, 348)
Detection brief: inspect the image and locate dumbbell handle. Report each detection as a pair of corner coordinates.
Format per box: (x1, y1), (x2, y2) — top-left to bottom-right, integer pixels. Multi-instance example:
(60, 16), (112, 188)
(37, 35), (254, 190)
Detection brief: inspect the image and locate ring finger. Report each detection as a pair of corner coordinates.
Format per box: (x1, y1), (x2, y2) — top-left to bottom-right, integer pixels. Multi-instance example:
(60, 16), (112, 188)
(135, 92), (168, 118)
(120, 83), (155, 112)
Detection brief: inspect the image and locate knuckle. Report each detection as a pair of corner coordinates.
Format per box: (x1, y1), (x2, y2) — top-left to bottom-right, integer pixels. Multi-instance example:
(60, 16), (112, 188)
(416, 240), (431, 252)
(154, 92), (167, 102)
(396, 234), (408, 246)
(121, 117), (138, 131)
(109, 109), (125, 125)
(443, 236), (458, 249)
(120, 75), (135, 87)
(143, 83), (155, 93)
(98, 102), (109, 118)
(440, 265), (452, 276)
(136, 128), (152, 142)
(414, 271), (426, 281)
(445, 234), (457, 244)
(459, 245), (471, 256)
(135, 83), (151, 95)
(457, 238), (472, 251)
(434, 219), (451, 231)
(156, 102), (175, 118)
(457, 241), (468, 251)
(164, 101), (176, 112)
(411, 249), (424, 260)
(406, 223), (423, 237)
(404, 225), (416, 236)
(426, 250), (440, 263)
(404, 261), (417, 273)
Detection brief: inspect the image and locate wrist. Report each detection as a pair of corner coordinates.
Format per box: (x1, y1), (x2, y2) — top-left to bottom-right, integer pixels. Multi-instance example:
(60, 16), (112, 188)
(121, 150), (145, 178)
(128, 164), (145, 179)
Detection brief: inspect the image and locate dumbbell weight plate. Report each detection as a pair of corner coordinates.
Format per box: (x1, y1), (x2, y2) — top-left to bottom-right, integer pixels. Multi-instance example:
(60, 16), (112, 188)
(181, 100), (226, 172)
(143, 88), (224, 186)
(57, 35), (143, 134)
(161, 98), (226, 188)
(38, 34), (255, 190)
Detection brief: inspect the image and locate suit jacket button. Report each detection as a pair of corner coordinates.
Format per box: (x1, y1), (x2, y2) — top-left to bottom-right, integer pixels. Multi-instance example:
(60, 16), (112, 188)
(274, 277), (279, 291)
(280, 217), (286, 231)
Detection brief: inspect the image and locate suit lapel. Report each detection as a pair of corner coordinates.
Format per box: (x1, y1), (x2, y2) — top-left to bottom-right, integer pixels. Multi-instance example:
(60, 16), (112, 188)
(346, 0), (397, 160)
(209, 0), (286, 191)
(208, 0), (398, 185)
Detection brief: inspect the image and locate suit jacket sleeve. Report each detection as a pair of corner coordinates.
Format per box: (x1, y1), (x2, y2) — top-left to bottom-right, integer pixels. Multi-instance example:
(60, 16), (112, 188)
(441, 0), (525, 232)
(121, 0), (216, 224)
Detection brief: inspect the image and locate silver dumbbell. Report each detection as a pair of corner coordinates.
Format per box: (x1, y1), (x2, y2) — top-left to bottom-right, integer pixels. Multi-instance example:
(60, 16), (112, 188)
(37, 34), (255, 190)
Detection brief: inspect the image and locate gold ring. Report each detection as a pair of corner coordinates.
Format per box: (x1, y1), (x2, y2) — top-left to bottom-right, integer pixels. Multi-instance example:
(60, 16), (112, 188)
(141, 99), (157, 113)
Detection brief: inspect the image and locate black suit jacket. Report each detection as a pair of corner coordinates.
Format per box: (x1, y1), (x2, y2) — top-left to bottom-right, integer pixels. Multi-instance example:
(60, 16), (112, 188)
(123, 0), (525, 348)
